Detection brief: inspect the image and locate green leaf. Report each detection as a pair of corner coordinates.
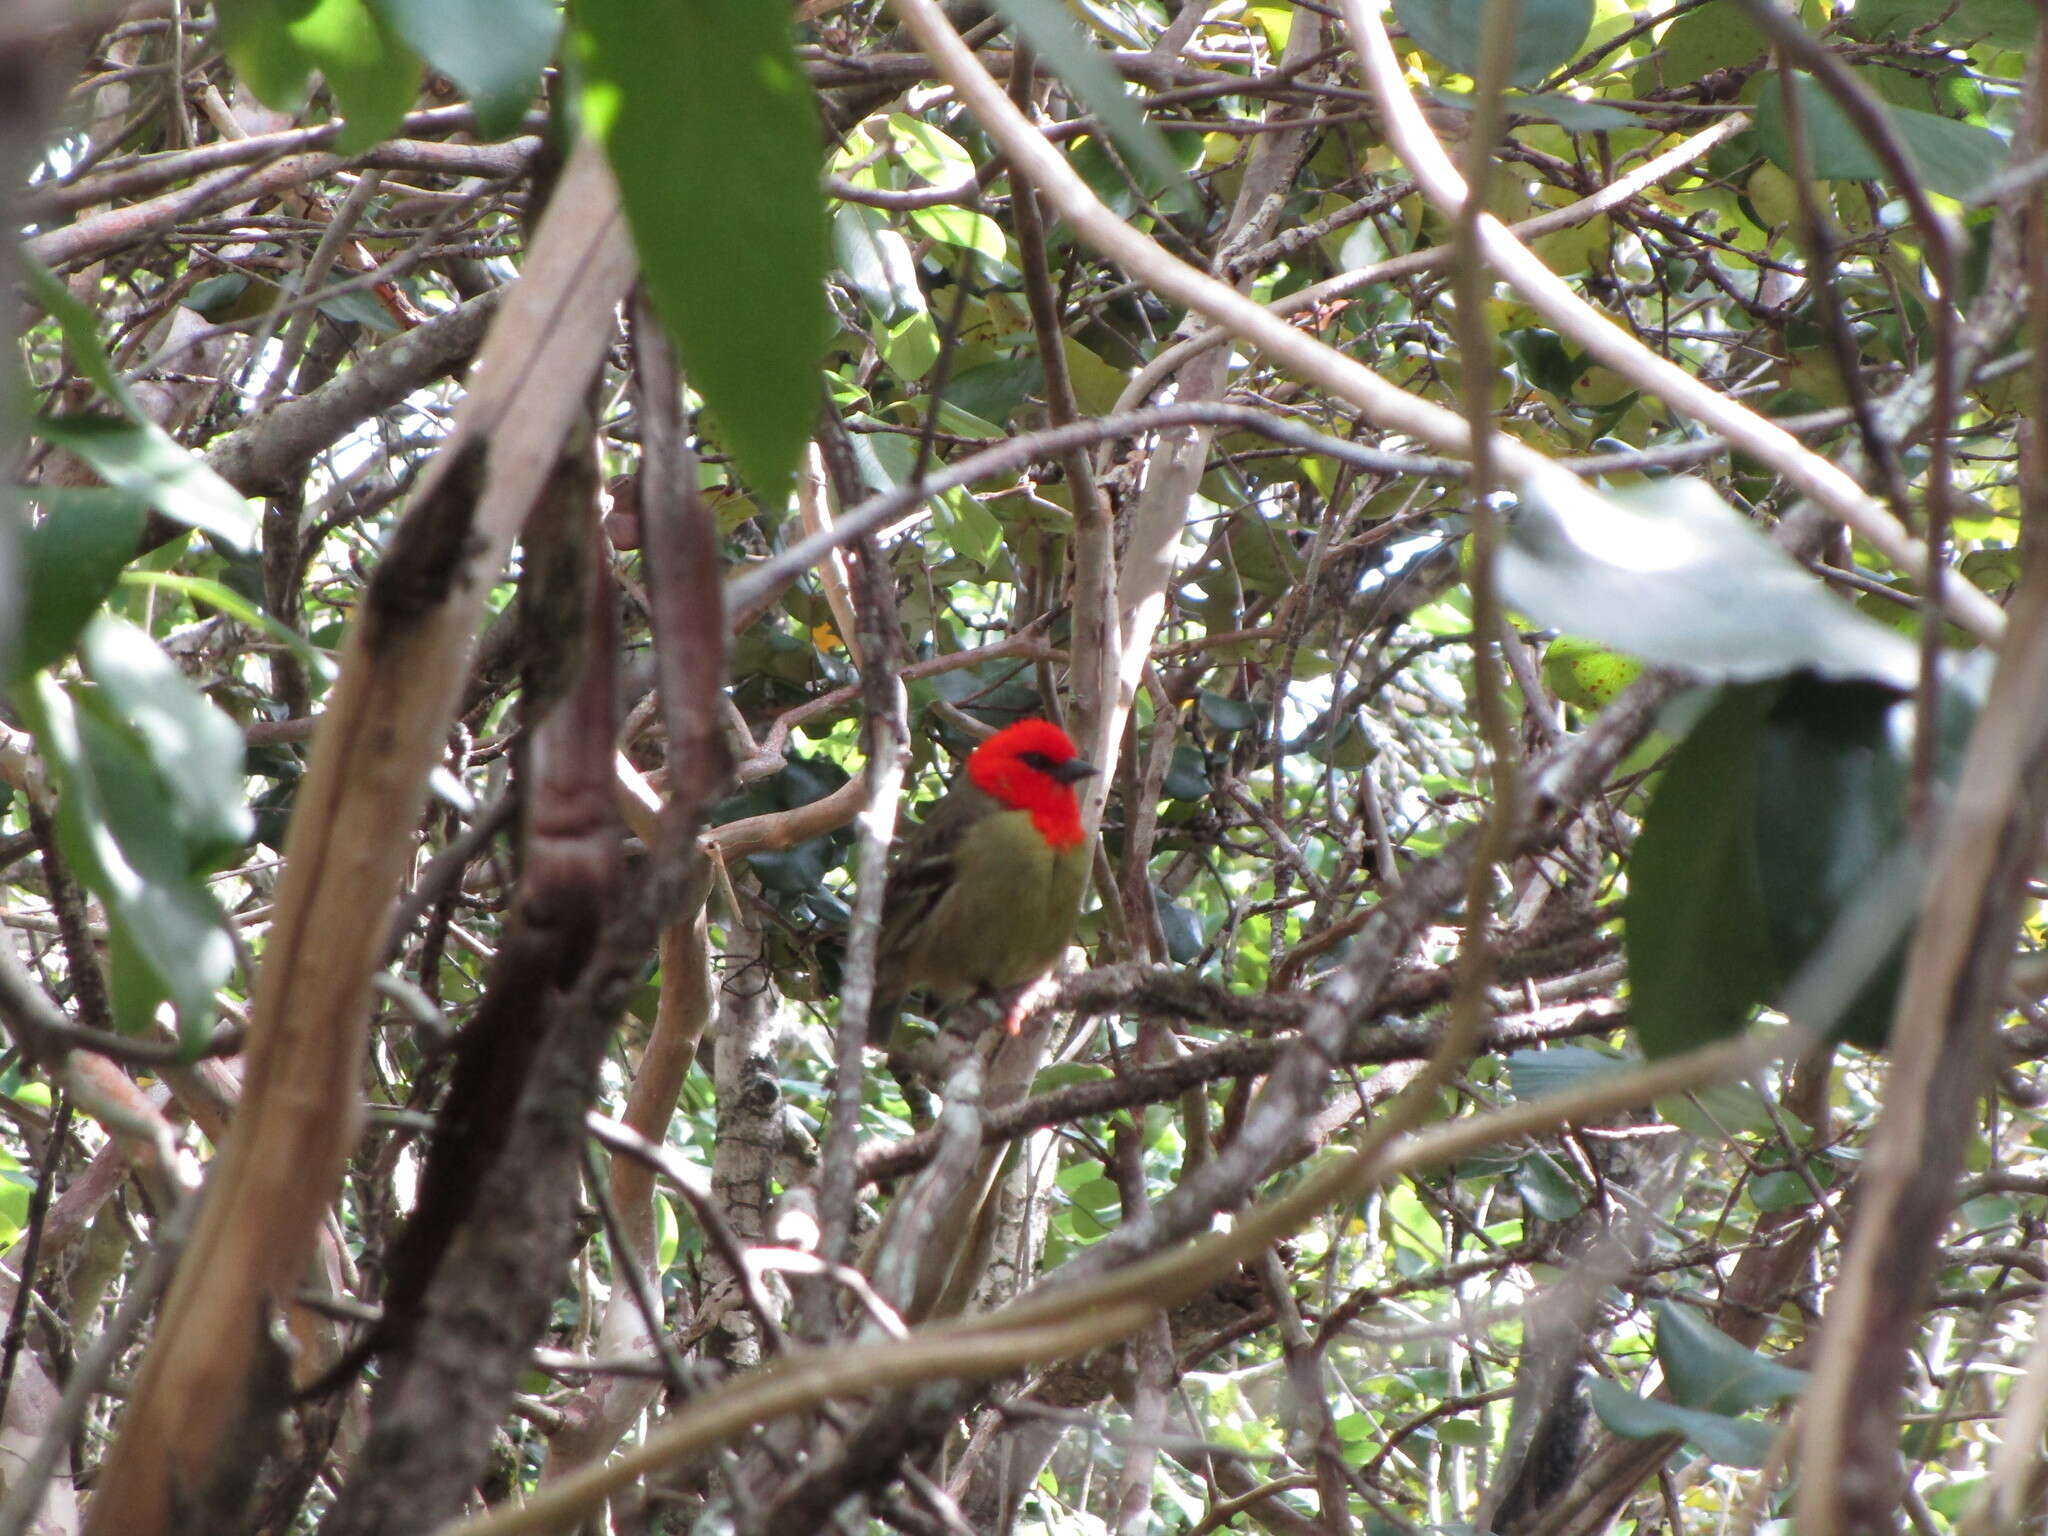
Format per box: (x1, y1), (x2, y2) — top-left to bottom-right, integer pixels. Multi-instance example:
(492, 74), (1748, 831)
(1654, 1301), (1807, 1415)
(1625, 682), (1782, 1059)
(1751, 1167), (1826, 1212)
(292, 0), (419, 153)
(1848, 0), (2038, 49)
(654, 1192), (680, 1271)
(1658, 1080), (1781, 1140)
(317, 284), (404, 332)
(1197, 691), (1258, 734)
(1394, 0), (1596, 88)
(82, 617), (254, 866)
(1751, 677), (1911, 1050)
(1754, 70), (2010, 201)
(1502, 470), (1920, 688)
(908, 205), (1008, 260)
(1513, 1151), (1586, 1220)
(15, 488), (148, 681)
(25, 674), (239, 1041)
(1637, 1), (1768, 96)
(1509, 91), (1637, 133)
(931, 486), (1003, 568)
(1161, 745), (1211, 801)
(988, 0), (1194, 214)
(33, 415), (259, 553)
(23, 258), (143, 408)
(215, 0), (319, 110)
(220, 0), (419, 151)
(834, 205), (925, 322)
(1506, 1045), (1630, 1100)
(0, 502), (18, 683)
(371, 0), (557, 137)
(885, 113), (974, 183)
(1588, 1379), (1782, 1469)
(22, 259), (257, 551)
(120, 570), (336, 680)
(575, 0), (830, 501)
(1153, 887), (1205, 964)
(879, 311), (941, 383)
(1033, 1061), (1114, 1092)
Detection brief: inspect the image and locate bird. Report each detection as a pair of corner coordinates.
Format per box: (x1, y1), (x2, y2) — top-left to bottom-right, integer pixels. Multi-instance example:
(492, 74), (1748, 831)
(867, 717), (1097, 1062)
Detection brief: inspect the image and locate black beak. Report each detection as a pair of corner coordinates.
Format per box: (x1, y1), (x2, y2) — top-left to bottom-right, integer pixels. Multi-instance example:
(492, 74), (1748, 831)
(1051, 758), (1099, 784)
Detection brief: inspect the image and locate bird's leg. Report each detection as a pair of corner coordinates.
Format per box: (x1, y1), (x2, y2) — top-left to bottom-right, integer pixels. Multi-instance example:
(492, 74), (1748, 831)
(998, 973), (1062, 1036)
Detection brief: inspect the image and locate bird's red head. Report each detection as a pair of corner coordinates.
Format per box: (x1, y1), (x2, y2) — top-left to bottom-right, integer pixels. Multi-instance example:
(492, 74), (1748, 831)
(967, 719), (1095, 850)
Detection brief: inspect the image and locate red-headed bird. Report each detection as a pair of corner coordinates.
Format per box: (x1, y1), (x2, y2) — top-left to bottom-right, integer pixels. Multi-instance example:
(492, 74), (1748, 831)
(869, 718), (1096, 1047)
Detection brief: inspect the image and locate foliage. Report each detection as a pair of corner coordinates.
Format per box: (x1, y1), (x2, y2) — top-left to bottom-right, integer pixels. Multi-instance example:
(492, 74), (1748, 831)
(0, 0), (2044, 1532)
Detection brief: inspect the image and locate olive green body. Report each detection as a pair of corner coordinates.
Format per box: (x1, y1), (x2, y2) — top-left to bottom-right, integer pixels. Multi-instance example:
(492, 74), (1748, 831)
(870, 779), (1089, 1041)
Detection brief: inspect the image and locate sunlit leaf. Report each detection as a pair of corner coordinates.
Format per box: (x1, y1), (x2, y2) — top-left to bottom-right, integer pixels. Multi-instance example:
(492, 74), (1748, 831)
(372, 0), (557, 137)
(1501, 468), (1920, 688)
(292, 0), (419, 153)
(834, 205), (925, 322)
(908, 206), (1008, 260)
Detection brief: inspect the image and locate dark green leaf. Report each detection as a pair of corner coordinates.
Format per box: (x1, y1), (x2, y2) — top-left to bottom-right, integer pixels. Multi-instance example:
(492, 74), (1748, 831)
(1153, 886), (1205, 963)
(989, 0), (1194, 214)
(1161, 745), (1211, 801)
(33, 415), (259, 553)
(15, 489), (147, 681)
(1197, 691), (1258, 733)
(1754, 70), (2010, 201)
(1394, 0), (1595, 87)
(575, 0), (830, 500)
(1587, 1379), (1782, 1468)
(1507, 1045), (1630, 1100)
(1625, 683), (1782, 1059)
(371, 0), (557, 137)
(1505, 327), (1577, 397)
(1751, 677), (1911, 1049)
(1513, 1151), (1586, 1220)
(184, 273), (256, 319)
(1654, 1301), (1808, 1415)
(316, 285), (404, 332)
(1751, 1167), (1827, 1212)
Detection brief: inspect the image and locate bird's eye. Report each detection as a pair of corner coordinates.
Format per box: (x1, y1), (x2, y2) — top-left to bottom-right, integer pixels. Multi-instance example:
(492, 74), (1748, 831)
(1019, 751), (1056, 771)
